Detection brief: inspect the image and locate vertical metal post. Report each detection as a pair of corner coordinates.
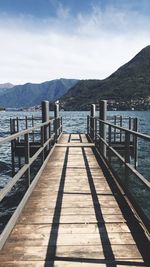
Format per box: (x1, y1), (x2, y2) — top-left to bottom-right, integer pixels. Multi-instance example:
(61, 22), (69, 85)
(25, 116), (28, 129)
(95, 117), (97, 142)
(54, 103), (59, 142)
(125, 131), (130, 185)
(129, 117), (132, 142)
(125, 131), (130, 164)
(120, 116), (122, 142)
(59, 117), (61, 136)
(108, 124), (112, 163)
(16, 117), (19, 130)
(10, 118), (15, 177)
(90, 104), (96, 140)
(129, 117), (132, 129)
(133, 118), (138, 168)
(42, 100), (50, 150)
(16, 117), (19, 142)
(61, 116), (63, 134)
(32, 115), (35, 142)
(41, 126), (45, 163)
(16, 117), (21, 169)
(25, 133), (30, 188)
(114, 115), (117, 143)
(99, 100), (107, 157)
(49, 122), (51, 150)
(87, 115), (90, 135)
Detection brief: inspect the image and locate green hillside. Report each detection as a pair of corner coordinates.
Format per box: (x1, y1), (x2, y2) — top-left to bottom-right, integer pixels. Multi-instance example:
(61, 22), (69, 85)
(61, 46), (150, 110)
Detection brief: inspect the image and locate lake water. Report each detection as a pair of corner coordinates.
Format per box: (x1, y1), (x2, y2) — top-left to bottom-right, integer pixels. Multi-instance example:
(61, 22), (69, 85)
(0, 110), (150, 134)
(0, 110), (150, 232)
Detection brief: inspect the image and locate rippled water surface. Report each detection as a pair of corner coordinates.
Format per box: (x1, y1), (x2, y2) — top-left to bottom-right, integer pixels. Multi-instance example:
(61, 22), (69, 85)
(1, 110), (150, 134)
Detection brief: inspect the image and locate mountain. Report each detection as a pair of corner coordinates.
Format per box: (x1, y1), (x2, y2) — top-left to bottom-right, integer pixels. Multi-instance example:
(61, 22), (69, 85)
(0, 79), (78, 108)
(61, 45), (150, 110)
(0, 83), (14, 89)
(0, 83), (14, 95)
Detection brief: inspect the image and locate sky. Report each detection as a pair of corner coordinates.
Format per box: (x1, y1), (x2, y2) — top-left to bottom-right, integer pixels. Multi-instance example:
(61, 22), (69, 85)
(0, 0), (150, 84)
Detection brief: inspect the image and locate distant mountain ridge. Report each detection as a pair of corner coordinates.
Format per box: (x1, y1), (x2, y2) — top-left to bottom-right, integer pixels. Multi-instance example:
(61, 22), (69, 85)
(61, 45), (150, 110)
(0, 83), (14, 96)
(0, 83), (14, 89)
(0, 79), (78, 108)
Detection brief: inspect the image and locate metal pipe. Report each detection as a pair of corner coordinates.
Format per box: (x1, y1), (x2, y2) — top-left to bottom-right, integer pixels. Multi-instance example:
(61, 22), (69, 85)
(99, 100), (107, 157)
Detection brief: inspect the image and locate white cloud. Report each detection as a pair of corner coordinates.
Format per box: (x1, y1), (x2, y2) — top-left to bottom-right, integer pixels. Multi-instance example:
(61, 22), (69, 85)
(56, 2), (70, 19)
(0, 5), (150, 84)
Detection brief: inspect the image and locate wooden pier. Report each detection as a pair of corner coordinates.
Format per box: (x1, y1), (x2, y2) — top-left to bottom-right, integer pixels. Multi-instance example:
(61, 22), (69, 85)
(0, 101), (149, 266)
(0, 133), (149, 266)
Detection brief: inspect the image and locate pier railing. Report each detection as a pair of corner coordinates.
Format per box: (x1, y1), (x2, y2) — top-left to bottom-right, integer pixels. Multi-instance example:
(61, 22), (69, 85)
(87, 101), (150, 233)
(0, 101), (62, 249)
(10, 116), (42, 143)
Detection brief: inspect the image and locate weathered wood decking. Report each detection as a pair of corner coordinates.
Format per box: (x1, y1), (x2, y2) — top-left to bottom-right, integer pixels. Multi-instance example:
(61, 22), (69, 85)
(0, 134), (146, 266)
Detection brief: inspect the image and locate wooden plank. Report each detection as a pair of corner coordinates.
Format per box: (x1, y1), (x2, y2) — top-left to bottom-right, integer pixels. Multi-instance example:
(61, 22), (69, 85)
(56, 143), (95, 147)
(17, 214), (126, 224)
(0, 244), (143, 261)
(0, 261), (146, 267)
(8, 232), (135, 246)
(10, 223), (131, 236)
(22, 207), (122, 216)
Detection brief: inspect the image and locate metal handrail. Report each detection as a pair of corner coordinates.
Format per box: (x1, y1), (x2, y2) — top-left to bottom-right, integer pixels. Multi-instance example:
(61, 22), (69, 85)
(95, 117), (150, 141)
(0, 118), (55, 145)
(96, 133), (150, 189)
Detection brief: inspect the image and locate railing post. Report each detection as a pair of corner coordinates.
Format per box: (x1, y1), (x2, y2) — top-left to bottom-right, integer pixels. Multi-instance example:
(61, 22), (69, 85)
(25, 133), (30, 188)
(125, 131), (130, 164)
(129, 117), (132, 130)
(16, 117), (19, 142)
(25, 116), (28, 129)
(10, 118), (15, 177)
(133, 118), (138, 168)
(95, 117), (97, 142)
(42, 100), (49, 139)
(32, 115), (35, 142)
(49, 121), (51, 148)
(54, 103), (59, 142)
(59, 117), (61, 136)
(108, 124), (112, 163)
(128, 117), (132, 143)
(120, 116), (122, 142)
(87, 115), (90, 135)
(125, 131), (130, 184)
(114, 115), (117, 143)
(41, 125), (45, 163)
(61, 116), (63, 134)
(99, 100), (107, 157)
(42, 100), (49, 151)
(15, 117), (21, 170)
(90, 104), (96, 140)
